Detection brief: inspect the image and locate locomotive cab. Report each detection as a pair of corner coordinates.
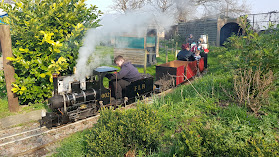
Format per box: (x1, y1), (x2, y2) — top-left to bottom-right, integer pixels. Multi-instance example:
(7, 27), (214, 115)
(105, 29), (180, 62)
(110, 73), (154, 103)
(92, 66), (118, 106)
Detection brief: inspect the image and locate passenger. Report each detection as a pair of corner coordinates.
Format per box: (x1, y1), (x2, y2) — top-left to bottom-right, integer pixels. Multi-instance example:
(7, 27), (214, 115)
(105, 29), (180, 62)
(106, 55), (141, 101)
(197, 42), (203, 51)
(191, 42), (197, 50)
(186, 34), (194, 46)
(198, 38), (205, 44)
(194, 49), (201, 60)
(200, 46), (209, 68)
(191, 44), (197, 53)
(177, 44), (195, 61)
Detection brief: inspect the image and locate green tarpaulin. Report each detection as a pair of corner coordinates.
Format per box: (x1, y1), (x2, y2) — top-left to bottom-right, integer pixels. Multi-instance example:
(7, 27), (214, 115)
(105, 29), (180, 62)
(115, 36), (156, 49)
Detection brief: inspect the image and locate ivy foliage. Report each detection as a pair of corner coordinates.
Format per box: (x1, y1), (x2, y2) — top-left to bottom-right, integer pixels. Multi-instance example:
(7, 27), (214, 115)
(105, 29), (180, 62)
(0, 0), (102, 104)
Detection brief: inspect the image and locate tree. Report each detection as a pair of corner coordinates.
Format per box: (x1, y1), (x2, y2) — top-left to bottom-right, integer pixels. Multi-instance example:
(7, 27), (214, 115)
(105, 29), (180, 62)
(112, 0), (147, 13)
(195, 0), (250, 18)
(0, 0), (102, 104)
(175, 0), (198, 22)
(220, 0), (250, 17)
(152, 0), (174, 13)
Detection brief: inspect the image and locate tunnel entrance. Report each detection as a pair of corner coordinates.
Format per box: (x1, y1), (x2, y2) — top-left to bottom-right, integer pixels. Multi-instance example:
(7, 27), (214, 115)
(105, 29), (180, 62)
(220, 22), (242, 46)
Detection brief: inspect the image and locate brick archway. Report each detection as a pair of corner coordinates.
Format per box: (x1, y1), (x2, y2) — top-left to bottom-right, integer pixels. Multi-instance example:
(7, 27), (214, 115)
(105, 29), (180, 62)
(220, 22), (242, 45)
(216, 18), (241, 46)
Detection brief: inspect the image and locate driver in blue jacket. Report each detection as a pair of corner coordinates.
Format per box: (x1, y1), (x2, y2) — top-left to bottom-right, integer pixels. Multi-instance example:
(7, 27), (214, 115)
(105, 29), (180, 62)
(107, 55), (141, 101)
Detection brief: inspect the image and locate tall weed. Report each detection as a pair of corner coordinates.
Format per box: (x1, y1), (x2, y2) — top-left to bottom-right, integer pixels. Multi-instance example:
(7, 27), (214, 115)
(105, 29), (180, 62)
(233, 68), (274, 113)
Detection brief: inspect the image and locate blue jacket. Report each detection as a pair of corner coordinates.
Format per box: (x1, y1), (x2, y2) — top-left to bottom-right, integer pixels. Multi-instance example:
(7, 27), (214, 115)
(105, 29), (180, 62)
(112, 61), (141, 82)
(177, 50), (195, 61)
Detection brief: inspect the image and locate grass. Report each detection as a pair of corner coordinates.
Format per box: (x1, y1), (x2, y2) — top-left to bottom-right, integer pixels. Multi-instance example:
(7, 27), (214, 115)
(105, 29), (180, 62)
(0, 96), (47, 119)
(53, 130), (90, 157)
(0, 98), (14, 119)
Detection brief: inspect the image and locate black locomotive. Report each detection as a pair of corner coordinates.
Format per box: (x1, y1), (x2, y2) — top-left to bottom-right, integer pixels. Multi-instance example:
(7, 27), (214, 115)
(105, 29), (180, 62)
(40, 66), (154, 128)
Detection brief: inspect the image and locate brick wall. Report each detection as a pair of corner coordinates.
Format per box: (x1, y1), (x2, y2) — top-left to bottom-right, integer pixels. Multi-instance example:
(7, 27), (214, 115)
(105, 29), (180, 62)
(178, 19), (218, 45)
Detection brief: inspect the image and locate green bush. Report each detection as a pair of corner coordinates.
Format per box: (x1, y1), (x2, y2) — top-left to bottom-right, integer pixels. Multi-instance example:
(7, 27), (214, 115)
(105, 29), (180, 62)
(220, 17), (279, 73)
(0, 0), (102, 104)
(171, 116), (279, 156)
(85, 104), (162, 156)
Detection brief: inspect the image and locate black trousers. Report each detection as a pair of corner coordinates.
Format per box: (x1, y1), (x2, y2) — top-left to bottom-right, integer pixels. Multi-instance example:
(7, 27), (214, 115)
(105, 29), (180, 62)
(201, 52), (208, 68)
(112, 79), (130, 99)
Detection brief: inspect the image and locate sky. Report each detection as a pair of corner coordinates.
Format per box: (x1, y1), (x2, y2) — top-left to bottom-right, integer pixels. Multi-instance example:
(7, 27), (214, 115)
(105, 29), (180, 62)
(86, 0), (279, 14)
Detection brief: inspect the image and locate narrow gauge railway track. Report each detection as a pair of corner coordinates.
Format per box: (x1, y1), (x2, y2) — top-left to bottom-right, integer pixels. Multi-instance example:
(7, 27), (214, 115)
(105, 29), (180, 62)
(0, 73), (201, 156)
(0, 113), (101, 156)
(0, 126), (47, 146)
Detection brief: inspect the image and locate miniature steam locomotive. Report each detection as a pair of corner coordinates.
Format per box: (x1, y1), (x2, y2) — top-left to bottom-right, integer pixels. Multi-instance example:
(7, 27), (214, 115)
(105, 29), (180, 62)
(41, 58), (206, 128)
(40, 66), (154, 128)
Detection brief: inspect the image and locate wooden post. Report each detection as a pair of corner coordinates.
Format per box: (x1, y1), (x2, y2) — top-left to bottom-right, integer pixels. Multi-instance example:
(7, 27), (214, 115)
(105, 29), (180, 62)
(155, 31), (160, 57)
(144, 36), (147, 74)
(175, 42), (178, 60)
(171, 40), (174, 54)
(165, 46), (168, 63)
(0, 25), (19, 112)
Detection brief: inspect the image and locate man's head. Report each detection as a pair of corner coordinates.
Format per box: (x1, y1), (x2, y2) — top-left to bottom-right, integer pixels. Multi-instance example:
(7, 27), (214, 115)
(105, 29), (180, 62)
(189, 34), (193, 38)
(199, 38), (204, 43)
(181, 43), (190, 50)
(114, 55), (125, 67)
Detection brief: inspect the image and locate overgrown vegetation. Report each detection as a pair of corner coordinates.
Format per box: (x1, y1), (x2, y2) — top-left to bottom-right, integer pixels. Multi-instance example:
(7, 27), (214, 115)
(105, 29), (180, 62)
(233, 68), (274, 113)
(0, 0), (102, 104)
(54, 16), (278, 156)
(214, 17), (279, 114)
(219, 16), (279, 73)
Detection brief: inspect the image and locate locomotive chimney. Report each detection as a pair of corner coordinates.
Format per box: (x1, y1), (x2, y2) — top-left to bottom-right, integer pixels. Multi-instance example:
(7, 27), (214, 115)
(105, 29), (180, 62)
(53, 73), (58, 96)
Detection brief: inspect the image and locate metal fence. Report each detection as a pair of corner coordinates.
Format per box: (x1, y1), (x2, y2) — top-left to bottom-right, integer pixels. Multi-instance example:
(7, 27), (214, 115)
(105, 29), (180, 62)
(242, 11), (279, 31)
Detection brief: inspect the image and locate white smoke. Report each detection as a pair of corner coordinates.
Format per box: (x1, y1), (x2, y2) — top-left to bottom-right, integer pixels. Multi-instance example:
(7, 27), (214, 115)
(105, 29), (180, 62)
(74, 28), (112, 79)
(63, 5), (176, 87)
